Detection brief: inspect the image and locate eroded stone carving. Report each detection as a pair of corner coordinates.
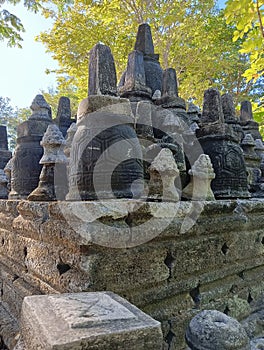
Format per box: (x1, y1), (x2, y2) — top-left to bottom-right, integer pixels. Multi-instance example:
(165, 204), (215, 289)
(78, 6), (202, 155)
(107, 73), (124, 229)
(55, 96), (73, 137)
(182, 154), (215, 200)
(148, 148), (179, 201)
(28, 124), (68, 201)
(9, 95), (52, 199)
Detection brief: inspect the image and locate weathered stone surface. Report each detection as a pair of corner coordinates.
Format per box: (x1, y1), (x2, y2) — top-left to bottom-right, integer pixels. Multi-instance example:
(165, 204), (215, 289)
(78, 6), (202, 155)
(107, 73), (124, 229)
(0, 126), (12, 170)
(28, 125), (68, 201)
(182, 154), (215, 200)
(240, 100), (253, 122)
(148, 148), (179, 201)
(134, 23), (155, 55)
(88, 43), (117, 96)
(0, 169), (8, 199)
(68, 102), (144, 200)
(55, 96), (72, 137)
(222, 93), (237, 122)
(21, 292), (163, 350)
(9, 95), (53, 199)
(119, 50), (152, 100)
(200, 88), (224, 123)
(29, 94), (52, 120)
(185, 310), (250, 350)
(162, 68), (178, 98)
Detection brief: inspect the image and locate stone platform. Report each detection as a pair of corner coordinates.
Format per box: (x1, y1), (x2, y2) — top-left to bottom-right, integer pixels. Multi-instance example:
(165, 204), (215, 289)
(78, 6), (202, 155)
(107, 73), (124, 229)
(0, 198), (264, 349)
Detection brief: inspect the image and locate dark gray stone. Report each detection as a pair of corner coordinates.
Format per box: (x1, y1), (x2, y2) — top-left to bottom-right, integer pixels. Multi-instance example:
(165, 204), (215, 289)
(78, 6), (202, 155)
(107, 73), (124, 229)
(186, 310), (250, 350)
(28, 125), (68, 201)
(67, 98), (144, 200)
(162, 68), (178, 98)
(240, 100), (253, 122)
(222, 93), (236, 122)
(9, 95), (52, 199)
(119, 50), (152, 100)
(55, 97), (72, 137)
(88, 43), (117, 96)
(134, 23), (154, 55)
(0, 126), (12, 170)
(197, 89), (249, 199)
(0, 169), (8, 199)
(201, 88), (224, 123)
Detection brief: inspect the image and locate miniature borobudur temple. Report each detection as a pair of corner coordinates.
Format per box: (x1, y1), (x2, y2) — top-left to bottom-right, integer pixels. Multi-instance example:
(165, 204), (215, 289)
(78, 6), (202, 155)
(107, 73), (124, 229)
(0, 24), (264, 350)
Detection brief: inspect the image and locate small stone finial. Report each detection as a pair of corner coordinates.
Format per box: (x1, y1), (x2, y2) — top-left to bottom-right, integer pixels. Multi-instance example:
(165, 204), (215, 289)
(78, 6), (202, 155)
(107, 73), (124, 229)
(134, 23), (154, 55)
(201, 88), (224, 124)
(182, 154), (215, 200)
(0, 169), (8, 199)
(221, 93), (236, 121)
(64, 122), (77, 159)
(240, 100), (253, 122)
(0, 125), (9, 150)
(29, 94), (52, 120)
(88, 43), (117, 96)
(28, 125), (68, 201)
(162, 68), (178, 98)
(119, 50), (152, 99)
(241, 133), (256, 149)
(186, 310), (250, 350)
(148, 148), (179, 201)
(187, 102), (200, 115)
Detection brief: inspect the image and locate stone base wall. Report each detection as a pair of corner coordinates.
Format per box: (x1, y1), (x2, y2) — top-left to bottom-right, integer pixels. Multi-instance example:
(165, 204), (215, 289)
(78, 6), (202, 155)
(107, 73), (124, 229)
(0, 199), (264, 349)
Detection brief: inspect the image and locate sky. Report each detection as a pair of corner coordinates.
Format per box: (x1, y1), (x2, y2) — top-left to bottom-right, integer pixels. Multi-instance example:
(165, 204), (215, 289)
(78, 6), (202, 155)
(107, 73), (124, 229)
(0, 1), (227, 110)
(0, 3), (58, 109)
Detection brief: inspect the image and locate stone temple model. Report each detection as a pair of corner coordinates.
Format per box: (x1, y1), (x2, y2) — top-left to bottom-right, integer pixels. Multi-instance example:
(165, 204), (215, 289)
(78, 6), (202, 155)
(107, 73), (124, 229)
(0, 23), (264, 350)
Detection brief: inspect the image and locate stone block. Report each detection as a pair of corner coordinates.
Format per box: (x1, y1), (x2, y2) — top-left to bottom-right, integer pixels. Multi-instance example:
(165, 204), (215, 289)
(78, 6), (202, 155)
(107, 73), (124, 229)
(21, 292), (163, 350)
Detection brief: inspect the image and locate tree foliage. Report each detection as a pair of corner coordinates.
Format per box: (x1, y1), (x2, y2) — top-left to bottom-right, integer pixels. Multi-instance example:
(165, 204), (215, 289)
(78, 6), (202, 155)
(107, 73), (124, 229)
(0, 0), (41, 47)
(225, 0), (264, 129)
(37, 0), (258, 107)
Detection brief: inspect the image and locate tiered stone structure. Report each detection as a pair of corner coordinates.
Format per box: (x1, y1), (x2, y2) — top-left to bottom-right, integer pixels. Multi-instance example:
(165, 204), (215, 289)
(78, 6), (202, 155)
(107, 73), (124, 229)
(0, 23), (264, 350)
(9, 95), (53, 199)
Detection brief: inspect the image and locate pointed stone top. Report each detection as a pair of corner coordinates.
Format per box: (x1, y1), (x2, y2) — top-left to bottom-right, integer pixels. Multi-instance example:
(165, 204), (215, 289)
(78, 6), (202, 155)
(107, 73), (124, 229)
(88, 43), (117, 96)
(201, 88), (224, 124)
(188, 103), (200, 115)
(221, 93), (236, 121)
(255, 139), (264, 151)
(189, 154), (215, 179)
(240, 100), (253, 122)
(241, 133), (255, 146)
(162, 68), (178, 98)
(41, 124), (65, 146)
(134, 23), (154, 55)
(150, 148), (179, 174)
(56, 97), (71, 121)
(29, 95), (52, 120)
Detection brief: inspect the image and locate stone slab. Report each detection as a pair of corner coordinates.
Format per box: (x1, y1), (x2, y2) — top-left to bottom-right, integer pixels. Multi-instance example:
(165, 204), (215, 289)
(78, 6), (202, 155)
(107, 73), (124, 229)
(21, 291), (163, 350)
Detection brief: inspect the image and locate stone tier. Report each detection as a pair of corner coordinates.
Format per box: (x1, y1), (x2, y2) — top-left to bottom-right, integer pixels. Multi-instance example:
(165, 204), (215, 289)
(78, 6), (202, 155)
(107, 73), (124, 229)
(0, 199), (264, 349)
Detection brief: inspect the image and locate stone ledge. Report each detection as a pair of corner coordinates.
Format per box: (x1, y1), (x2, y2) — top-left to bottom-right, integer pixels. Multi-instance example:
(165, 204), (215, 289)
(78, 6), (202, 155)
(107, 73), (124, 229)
(20, 292), (163, 350)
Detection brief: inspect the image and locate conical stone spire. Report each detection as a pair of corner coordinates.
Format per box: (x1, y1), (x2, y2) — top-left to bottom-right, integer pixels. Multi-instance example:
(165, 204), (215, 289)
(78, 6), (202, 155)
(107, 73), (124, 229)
(134, 23), (154, 55)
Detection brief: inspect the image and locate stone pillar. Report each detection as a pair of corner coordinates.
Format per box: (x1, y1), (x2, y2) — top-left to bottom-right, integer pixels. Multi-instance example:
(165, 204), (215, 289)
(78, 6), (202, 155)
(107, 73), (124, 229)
(185, 310), (250, 350)
(19, 292), (163, 350)
(28, 125), (68, 201)
(88, 43), (117, 96)
(196, 88), (249, 198)
(0, 125), (12, 170)
(55, 96), (72, 137)
(9, 95), (53, 199)
(239, 100), (262, 140)
(182, 154), (215, 200)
